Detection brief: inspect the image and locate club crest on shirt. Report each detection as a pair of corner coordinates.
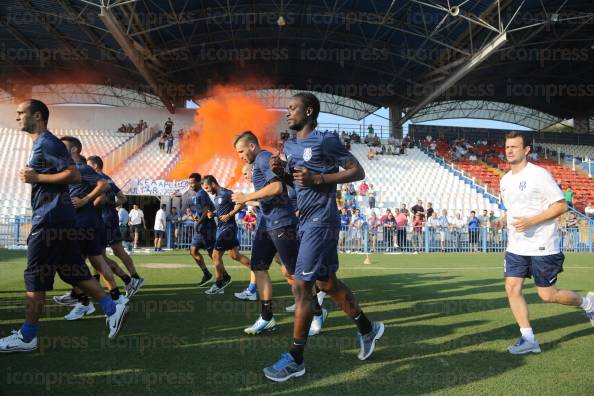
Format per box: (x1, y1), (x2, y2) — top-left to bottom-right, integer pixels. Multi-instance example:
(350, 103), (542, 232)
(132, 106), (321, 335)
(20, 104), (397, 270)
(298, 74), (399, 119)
(519, 181), (527, 191)
(217, 197), (223, 204)
(303, 147), (312, 162)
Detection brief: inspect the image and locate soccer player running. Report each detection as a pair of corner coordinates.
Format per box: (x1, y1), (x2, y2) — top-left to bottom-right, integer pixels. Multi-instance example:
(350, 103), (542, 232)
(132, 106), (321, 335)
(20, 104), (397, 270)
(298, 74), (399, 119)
(232, 132), (304, 335)
(59, 136), (129, 321)
(187, 173), (218, 287)
(501, 132), (593, 354)
(201, 175), (253, 295)
(263, 92), (384, 381)
(53, 155), (144, 307)
(86, 155), (144, 296)
(0, 100), (127, 353)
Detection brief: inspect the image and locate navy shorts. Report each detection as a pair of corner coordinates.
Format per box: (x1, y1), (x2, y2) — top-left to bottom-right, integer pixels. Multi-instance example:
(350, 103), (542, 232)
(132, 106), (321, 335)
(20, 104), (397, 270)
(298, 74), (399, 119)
(504, 251), (565, 287)
(295, 227), (340, 282)
(250, 225), (298, 273)
(191, 230), (215, 252)
(78, 227), (103, 257)
(25, 224), (92, 291)
(97, 221), (107, 249)
(155, 230), (165, 238)
(214, 227), (239, 252)
(106, 225), (123, 246)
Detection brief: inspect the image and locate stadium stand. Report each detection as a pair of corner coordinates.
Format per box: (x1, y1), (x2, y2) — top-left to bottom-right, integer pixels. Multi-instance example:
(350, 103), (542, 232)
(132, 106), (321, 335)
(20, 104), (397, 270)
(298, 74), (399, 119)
(533, 143), (594, 160)
(0, 128), (135, 217)
(349, 143), (500, 216)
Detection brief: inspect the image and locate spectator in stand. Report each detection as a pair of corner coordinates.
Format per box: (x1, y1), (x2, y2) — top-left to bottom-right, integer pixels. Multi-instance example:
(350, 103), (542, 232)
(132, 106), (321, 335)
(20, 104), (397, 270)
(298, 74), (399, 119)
(153, 204), (167, 252)
(166, 132), (174, 153)
(164, 117), (173, 134)
(563, 187), (574, 207)
(451, 212), (465, 249)
(380, 208), (392, 223)
(368, 211), (379, 252)
(479, 209), (489, 230)
(437, 210), (449, 252)
(395, 209), (408, 250)
(426, 202), (434, 218)
(400, 203), (409, 216)
(412, 212), (425, 252)
(242, 209), (257, 234)
(182, 207), (194, 223)
(342, 184), (353, 203)
(585, 202), (594, 219)
(427, 212), (440, 250)
(367, 184), (376, 209)
(167, 206), (181, 248)
(158, 132), (166, 152)
(128, 204), (146, 249)
(564, 212), (579, 251)
(488, 210), (501, 246)
(368, 124), (374, 135)
(467, 210), (480, 252)
(359, 180), (369, 196)
(347, 182), (357, 196)
(411, 199), (425, 216)
(383, 211), (396, 252)
(350, 209), (365, 252)
(339, 208), (351, 252)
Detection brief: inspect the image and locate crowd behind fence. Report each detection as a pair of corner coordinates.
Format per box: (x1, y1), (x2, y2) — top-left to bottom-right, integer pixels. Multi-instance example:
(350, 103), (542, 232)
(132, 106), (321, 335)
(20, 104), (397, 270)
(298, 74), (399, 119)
(1, 217), (592, 254)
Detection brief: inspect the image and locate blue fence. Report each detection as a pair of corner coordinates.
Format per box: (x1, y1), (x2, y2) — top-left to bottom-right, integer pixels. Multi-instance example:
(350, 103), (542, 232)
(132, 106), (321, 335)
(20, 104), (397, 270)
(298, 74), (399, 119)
(1, 218), (593, 254)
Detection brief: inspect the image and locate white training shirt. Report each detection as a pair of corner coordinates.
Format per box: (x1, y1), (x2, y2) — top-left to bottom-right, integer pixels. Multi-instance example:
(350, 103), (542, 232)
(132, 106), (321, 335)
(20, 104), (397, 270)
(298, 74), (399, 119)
(154, 209), (167, 231)
(500, 162), (564, 256)
(129, 208), (144, 225)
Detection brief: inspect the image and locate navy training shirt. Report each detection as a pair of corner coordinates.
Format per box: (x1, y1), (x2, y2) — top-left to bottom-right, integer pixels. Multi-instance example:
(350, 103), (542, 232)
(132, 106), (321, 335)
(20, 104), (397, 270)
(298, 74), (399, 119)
(191, 187), (216, 233)
(28, 131), (76, 225)
(251, 150), (297, 231)
(99, 172), (121, 228)
(284, 130), (356, 228)
(213, 187), (237, 233)
(69, 162), (102, 228)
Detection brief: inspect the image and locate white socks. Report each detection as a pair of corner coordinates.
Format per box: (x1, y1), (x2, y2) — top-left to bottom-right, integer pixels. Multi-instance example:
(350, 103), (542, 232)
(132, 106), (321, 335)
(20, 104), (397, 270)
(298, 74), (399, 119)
(317, 291), (327, 306)
(579, 296), (593, 311)
(520, 327), (536, 343)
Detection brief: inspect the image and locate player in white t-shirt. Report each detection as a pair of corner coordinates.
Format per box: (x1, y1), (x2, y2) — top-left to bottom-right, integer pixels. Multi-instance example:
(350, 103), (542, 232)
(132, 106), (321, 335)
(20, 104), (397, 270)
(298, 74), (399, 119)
(500, 132), (594, 355)
(153, 204), (167, 252)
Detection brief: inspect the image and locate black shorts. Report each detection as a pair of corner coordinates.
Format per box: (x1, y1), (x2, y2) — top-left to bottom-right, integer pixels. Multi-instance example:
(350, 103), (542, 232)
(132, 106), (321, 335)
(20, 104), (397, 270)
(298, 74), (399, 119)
(155, 230), (165, 238)
(107, 225), (123, 246)
(131, 224), (143, 234)
(214, 227), (239, 252)
(77, 227), (103, 257)
(25, 224), (92, 292)
(469, 229), (479, 244)
(250, 225), (298, 273)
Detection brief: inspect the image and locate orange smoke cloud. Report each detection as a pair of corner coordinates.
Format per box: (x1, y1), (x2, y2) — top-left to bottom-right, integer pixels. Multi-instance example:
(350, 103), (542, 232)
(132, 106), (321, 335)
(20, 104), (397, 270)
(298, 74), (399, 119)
(167, 85), (282, 187)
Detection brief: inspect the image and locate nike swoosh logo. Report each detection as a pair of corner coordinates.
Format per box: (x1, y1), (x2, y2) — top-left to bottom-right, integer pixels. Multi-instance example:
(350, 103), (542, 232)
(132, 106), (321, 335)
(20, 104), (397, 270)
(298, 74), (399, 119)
(30, 231), (41, 236)
(302, 270), (314, 276)
(277, 233), (285, 238)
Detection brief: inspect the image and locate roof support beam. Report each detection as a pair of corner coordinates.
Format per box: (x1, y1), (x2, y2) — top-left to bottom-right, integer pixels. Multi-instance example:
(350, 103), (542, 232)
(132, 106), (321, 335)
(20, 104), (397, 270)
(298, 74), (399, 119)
(400, 32), (507, 125)
(98, 5), (175, 113)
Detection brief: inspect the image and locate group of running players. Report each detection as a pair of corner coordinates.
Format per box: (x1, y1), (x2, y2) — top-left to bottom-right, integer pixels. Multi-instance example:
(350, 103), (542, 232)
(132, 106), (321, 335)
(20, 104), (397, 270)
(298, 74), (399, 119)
(1, 93), (593, 383)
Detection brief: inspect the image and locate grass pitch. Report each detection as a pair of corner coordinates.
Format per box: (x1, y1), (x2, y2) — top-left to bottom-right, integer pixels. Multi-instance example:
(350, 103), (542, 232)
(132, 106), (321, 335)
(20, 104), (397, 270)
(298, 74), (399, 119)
(1, 250), (593, 395)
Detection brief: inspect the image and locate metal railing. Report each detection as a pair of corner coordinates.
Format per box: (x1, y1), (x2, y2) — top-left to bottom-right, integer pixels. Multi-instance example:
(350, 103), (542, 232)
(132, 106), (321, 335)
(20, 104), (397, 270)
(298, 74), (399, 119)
(1, 218), (593, 254)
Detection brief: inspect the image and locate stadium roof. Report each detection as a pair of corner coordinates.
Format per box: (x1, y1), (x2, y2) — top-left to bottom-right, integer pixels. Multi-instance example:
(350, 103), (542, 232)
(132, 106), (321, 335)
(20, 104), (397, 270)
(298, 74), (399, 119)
(0, 1), (593, 125)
